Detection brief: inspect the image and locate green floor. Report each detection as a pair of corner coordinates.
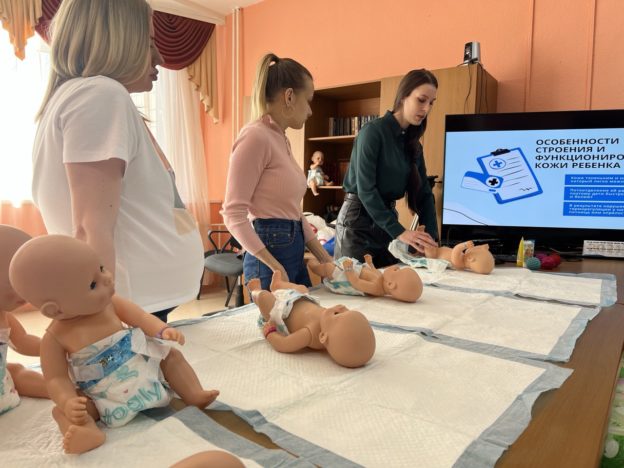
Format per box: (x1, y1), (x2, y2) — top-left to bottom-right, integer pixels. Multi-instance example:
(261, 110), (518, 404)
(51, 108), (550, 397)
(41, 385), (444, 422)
(602, 354), (624, 467)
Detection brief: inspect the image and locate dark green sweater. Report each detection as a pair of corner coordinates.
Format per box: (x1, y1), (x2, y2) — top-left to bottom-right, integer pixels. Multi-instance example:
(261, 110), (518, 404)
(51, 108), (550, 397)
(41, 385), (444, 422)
(342, 111), (438, 240)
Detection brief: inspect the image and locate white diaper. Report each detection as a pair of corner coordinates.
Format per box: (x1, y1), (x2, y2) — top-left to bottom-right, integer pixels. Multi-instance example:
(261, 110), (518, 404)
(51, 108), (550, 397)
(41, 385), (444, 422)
(388, 240), (450, 272)
(258, 289), (320, 335)
(68, 328), (172, 427)
(322, 257), (367, 296)
(0, 328), (20, 415)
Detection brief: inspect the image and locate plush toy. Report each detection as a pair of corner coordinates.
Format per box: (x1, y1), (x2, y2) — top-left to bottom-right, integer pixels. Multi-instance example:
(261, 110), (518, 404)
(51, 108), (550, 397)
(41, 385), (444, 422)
(526, 257), (541, 271)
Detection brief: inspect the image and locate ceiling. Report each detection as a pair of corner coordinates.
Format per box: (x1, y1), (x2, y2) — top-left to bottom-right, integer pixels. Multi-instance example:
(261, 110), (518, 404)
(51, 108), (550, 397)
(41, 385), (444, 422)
(147, 0), (263, 25)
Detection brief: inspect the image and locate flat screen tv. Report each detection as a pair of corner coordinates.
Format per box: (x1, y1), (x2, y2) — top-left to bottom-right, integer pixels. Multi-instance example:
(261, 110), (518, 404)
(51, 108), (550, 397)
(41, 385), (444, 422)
(441, 109), (624, 254)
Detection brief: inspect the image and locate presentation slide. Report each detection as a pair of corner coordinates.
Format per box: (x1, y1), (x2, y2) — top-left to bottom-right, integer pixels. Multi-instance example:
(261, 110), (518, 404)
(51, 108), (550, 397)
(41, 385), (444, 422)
(443, 128), (624, 230)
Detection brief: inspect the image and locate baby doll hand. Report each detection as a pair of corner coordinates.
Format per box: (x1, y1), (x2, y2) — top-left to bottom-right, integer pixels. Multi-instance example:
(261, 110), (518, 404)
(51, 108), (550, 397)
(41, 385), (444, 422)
(343, 258), (354, 271)
(363, 254), (373, 267)
(161, 327), (185, 345)
(263, 321), (278, 338)
(464, 240), (475, 249)
(64, 396), (89, 425)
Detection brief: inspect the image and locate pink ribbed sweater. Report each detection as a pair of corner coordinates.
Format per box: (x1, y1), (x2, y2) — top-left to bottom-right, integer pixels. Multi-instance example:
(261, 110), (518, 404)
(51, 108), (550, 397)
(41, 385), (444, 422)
(221, 115), (315, 255)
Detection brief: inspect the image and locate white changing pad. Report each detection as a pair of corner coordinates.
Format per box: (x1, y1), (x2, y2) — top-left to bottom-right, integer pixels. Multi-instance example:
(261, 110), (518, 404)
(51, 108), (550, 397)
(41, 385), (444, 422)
(417, 267), (616, 307)
(0, 398), (307, 467)
(177, 307), (571, 467)
(311, 287), (599, 362)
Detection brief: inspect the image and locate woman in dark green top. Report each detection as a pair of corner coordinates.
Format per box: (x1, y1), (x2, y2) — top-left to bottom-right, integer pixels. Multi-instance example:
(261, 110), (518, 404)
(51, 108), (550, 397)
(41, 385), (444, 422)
(335, 69), (439, 267)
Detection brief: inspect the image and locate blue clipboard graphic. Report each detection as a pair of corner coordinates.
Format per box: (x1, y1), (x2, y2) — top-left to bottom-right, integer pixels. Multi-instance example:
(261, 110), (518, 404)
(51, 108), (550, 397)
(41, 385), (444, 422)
(461, 148), (543, 204)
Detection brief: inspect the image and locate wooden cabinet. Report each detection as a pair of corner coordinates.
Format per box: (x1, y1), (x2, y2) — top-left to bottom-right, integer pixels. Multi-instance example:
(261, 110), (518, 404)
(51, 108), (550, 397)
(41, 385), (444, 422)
(289, 64), (497, 233)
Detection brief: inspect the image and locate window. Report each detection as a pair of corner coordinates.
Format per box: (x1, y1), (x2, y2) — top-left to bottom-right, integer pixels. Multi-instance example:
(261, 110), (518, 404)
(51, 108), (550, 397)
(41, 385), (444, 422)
(0, 30), (49, 205)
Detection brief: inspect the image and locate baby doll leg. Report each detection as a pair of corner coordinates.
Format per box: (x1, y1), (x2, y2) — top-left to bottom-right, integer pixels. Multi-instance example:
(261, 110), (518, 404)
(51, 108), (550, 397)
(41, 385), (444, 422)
(160, 348), (219, 409)
(7, 363), (48, 398)
(172, 450), (244, 468)
(248, 278), (277, 321)
(309, 180), (319, 196)
(306, 257), (336, 279)
(51, 397), (105, 454)
(270, 270), (308, 294)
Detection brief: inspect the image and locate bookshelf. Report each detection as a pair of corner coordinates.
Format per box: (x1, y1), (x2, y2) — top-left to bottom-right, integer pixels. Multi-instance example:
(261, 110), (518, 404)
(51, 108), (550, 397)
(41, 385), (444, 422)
(287, 64), (497, 234)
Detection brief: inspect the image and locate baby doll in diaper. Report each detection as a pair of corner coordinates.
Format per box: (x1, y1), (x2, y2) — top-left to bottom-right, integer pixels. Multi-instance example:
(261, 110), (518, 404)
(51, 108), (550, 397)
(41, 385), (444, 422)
(308, 254), (423, 302)
(307, 151), (334, 196)
(250, 271), (375, 368)
(9, 235), (219, 454)
(416, 226), (495, 275)
(0, 225), (49, 415)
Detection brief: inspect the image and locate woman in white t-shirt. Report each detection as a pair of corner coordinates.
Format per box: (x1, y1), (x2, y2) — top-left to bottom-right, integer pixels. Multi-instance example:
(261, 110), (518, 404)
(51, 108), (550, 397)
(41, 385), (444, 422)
(32, 0), (203, 321)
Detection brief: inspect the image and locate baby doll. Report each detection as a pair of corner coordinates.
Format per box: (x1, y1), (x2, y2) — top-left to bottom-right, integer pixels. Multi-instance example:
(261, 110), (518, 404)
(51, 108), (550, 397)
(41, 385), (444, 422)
(9, 235), (219, 454)
(308, 254), (423, 302)
(0, 225), (48, 415)
(249, 271), (375, 368)
(307, 151), (334, 196)
(423, 240), (495, 274)
(172, 450), (244, 468)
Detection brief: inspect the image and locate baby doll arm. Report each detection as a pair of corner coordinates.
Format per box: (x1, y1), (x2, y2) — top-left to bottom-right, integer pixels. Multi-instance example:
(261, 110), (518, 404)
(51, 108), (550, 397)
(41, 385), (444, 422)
(41, 332), (86, 422)
(450, 241), (474, 269)
(111, 295), (185, 344)
(7, 313), (41, 356)
(264, 322), (312, 353)
(342, 259), (385, 296)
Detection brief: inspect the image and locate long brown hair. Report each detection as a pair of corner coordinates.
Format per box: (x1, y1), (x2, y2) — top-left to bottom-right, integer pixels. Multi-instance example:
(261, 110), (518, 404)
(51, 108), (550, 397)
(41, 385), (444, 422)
(250, 52), (313, 121)
(392, 69), (438, 214)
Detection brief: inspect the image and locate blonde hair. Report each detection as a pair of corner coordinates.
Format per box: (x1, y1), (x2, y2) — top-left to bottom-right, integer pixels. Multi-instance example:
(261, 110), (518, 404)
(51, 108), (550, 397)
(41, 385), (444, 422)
(36, 0), (152, 120)
(250, 52), (313, 121)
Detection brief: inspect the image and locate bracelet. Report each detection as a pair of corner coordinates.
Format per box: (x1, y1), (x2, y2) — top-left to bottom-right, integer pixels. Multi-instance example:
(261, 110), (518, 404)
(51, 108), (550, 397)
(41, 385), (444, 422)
(156, 325), (172, 339)
(264, 325), (277, 338)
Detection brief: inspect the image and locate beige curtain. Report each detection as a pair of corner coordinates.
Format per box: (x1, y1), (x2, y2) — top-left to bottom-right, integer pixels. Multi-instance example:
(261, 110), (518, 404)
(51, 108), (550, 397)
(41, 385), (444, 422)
(186, 33), (219, 122)
(156, 67), (211, 237)
(0, 0), (41, 60)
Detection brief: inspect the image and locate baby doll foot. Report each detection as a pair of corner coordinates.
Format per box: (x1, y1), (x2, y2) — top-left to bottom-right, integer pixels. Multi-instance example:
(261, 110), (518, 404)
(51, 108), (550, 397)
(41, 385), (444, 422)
(63, 424), (106, 454)
(186, 389), (220, 409)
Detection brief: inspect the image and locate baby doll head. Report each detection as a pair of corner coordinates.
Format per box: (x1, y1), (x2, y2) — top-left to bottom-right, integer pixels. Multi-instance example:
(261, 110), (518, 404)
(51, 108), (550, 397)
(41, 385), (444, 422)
(464, 244), (495, 274)
(381, 265), (423, 302)
(318, 305), (375, 368)
(311, 151), (324, 166)
(0, 225), (32, 312)
(9, 235), (115, 320)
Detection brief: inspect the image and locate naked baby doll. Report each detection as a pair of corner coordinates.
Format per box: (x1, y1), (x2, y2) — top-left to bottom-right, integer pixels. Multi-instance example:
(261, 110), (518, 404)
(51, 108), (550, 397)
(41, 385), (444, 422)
(250, 271), (375, 368)
(0, 225), (48, 414)
(308, 254), (423, 302)
(307, 151), (334, 196)
(423, 241), (495, 275)
(9, 235), (219, 454)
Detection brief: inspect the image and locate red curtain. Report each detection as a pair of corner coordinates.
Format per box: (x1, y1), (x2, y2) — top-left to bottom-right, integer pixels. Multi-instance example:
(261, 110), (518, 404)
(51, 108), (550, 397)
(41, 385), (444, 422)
(34, 0), (214, 70)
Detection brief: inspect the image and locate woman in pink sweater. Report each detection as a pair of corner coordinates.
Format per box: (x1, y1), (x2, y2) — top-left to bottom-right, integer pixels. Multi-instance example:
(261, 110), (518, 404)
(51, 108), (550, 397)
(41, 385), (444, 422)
(222, 53), (332, 291)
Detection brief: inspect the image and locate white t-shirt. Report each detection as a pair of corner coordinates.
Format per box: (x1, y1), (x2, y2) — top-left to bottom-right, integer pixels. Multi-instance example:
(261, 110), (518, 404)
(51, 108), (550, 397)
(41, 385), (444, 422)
(32, 76), (204, 312)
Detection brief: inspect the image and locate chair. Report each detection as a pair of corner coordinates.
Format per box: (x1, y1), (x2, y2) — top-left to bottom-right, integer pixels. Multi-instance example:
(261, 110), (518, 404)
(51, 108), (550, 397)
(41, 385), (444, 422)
(198, 230), (244, 308)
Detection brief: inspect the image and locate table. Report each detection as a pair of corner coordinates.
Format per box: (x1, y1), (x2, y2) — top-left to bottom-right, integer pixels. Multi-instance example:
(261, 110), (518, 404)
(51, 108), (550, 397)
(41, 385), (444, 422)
(498, 259), (624, 467)
(196, 258), (624, 466)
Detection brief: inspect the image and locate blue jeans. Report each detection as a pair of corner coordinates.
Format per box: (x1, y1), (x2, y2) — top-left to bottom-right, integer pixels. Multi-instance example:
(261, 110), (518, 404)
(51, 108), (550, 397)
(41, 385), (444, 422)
(243, 218), (311, 291)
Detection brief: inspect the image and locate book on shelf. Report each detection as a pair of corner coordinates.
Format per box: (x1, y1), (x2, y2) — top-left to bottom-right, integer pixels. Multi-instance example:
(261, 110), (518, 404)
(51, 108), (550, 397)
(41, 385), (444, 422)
(328, 114), (378, 137)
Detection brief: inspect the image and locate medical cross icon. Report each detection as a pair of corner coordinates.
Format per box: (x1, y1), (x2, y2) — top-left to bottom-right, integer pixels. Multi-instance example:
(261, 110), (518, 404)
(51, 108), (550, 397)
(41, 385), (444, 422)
(489, 159), (506, 170)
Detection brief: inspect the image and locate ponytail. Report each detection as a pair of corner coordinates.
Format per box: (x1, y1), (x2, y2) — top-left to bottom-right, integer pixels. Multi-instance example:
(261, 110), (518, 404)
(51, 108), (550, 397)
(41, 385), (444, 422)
(250, 52), (312, 121)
